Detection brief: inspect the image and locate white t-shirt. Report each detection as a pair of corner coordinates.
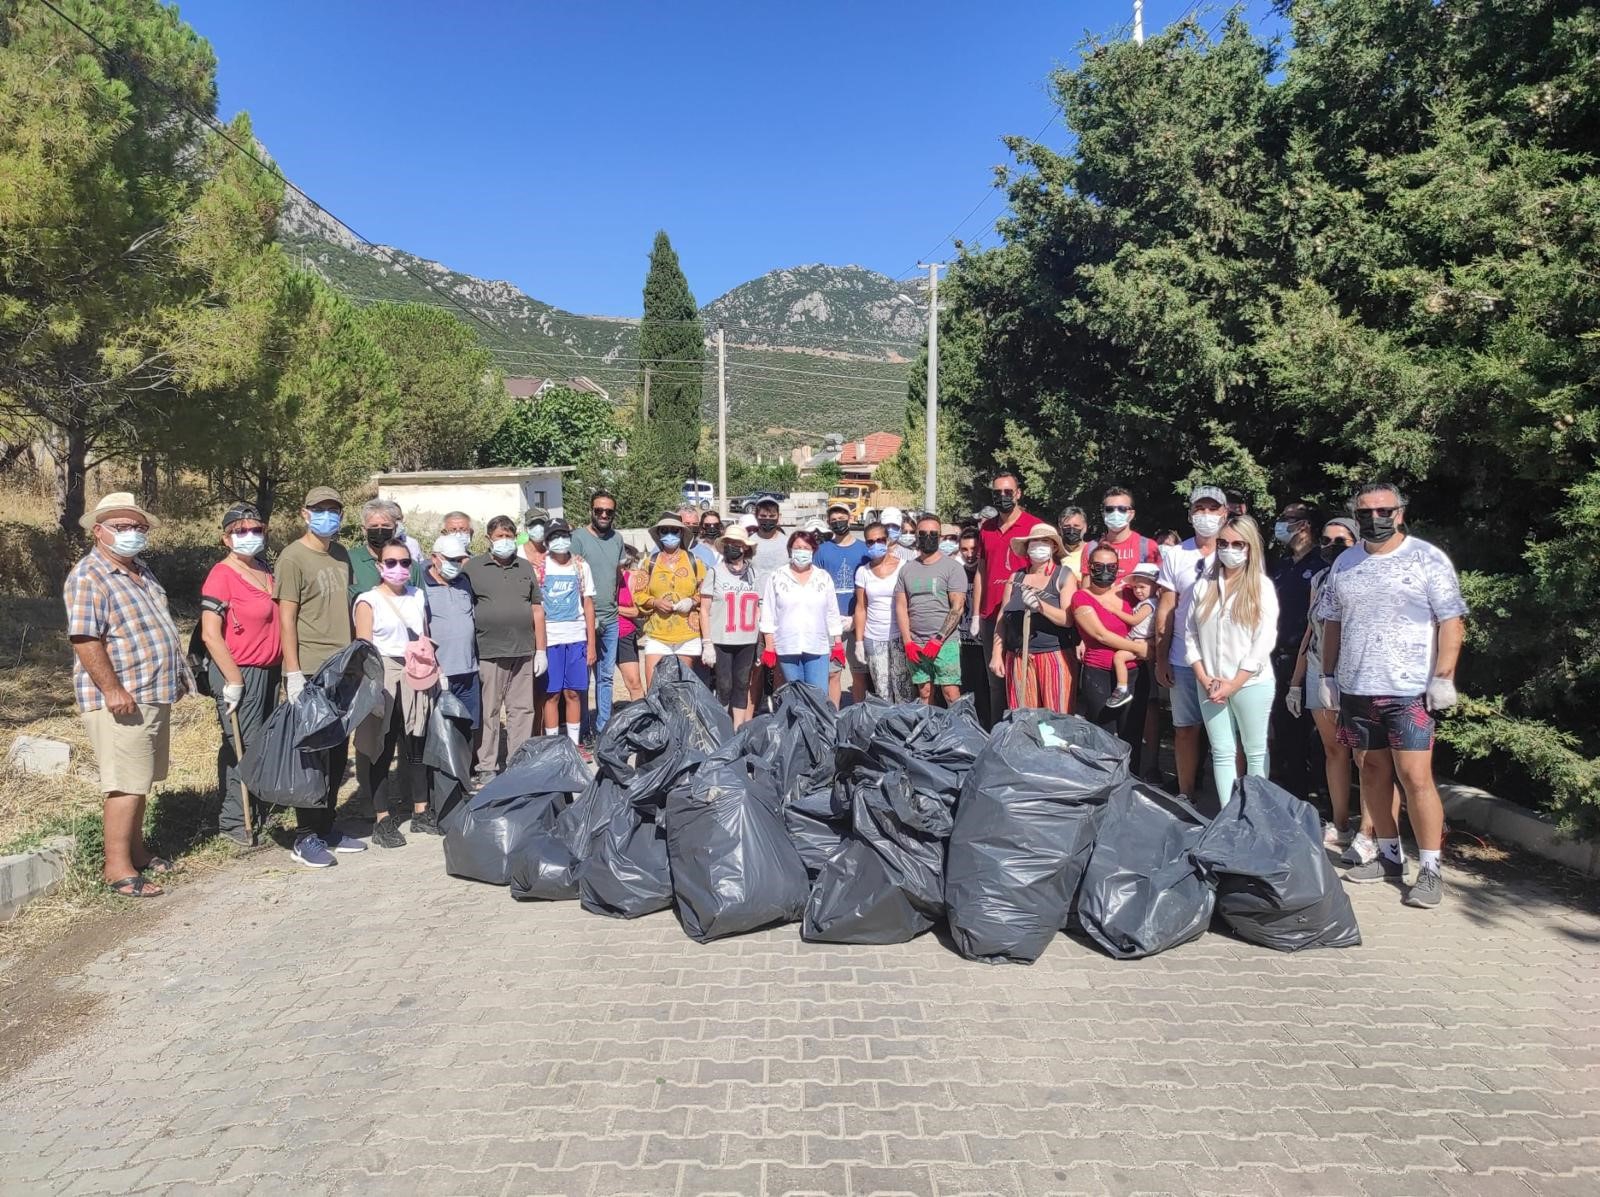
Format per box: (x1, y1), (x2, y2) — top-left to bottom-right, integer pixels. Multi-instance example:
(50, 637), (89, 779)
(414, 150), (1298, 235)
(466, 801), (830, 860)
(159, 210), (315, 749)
(854, 561), (902, 642)
(1313, 536), (1468, 697)
(1155, 538), (1215, 667)
(356, 586), (426, 658)
(758, 566), (843, 657)
(540, 557), (595, 646)
(700, 561), (761, 646)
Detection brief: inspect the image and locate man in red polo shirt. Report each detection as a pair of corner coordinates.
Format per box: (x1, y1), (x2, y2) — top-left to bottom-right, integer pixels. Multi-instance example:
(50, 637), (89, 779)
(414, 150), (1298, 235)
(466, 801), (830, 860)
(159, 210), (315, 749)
(977, 471), (1043, 726)
(1090, 486), (1162, 584)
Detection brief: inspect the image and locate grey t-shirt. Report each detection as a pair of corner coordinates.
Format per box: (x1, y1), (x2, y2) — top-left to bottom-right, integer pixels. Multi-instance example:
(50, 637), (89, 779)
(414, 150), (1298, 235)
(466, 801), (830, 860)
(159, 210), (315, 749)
(423, 573), (477, 676)
(571, 525), (624, 624)
(895, 555), (970, 640)
(749, 530), (790, 586)
(700, 561), (761, 646)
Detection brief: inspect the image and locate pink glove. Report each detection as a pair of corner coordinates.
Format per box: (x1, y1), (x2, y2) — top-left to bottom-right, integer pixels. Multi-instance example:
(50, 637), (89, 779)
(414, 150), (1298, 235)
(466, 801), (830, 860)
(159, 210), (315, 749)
(904, 642), (923, 664)
(830, 642), (846, 665)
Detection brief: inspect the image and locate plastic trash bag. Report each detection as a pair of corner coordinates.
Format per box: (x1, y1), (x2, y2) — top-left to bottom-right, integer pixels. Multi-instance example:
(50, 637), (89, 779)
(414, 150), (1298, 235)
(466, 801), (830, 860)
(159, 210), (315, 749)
(667, 744), (810, 942)
(305, 641), (384, 746)
(555, 775), (625, 860)
(1193, 776), (1361, 951)
(237, 687), (340, 808)
(782, 789), (849, 878)
(578, 806), (673, 919)
(1078, 783), (1215, 960)
(443, 789), (569, 886)
(423, 690), (473, 825)
(509, 833), (580, 901)
(944, 711), (1126, 964)
(483, 734), (592, 804)
(765, 683), (839, 803)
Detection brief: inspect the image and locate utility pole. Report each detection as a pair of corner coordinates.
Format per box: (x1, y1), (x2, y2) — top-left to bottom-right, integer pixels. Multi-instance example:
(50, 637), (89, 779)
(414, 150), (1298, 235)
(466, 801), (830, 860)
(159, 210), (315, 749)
(641, 365), (652, 424)
(917, 262), (946, 514)
(1133, 0), (1144, 44)
(716, 324), (728, 518)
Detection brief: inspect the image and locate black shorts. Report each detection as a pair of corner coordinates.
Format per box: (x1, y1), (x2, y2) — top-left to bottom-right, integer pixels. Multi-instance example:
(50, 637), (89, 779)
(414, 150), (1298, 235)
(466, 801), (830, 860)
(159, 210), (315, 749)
(713, 642), (757, 708)
(616, 630), (639, 666)
(1337, 693), (1435, 752)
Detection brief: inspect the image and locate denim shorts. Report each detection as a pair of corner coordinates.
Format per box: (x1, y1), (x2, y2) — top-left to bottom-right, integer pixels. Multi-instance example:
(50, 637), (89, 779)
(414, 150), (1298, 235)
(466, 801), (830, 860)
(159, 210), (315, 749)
(1169, 664), (1204, 728)
(1336, 693), (1435, 752)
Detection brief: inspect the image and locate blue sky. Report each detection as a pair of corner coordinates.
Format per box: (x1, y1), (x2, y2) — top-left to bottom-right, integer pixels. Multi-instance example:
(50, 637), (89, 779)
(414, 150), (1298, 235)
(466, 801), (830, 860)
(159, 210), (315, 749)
(185, 1), (1281, 316)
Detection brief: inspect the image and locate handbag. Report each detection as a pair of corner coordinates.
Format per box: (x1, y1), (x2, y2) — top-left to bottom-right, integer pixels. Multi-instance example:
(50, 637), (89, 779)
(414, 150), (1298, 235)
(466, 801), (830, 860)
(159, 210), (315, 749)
(377, 590), (440, 691)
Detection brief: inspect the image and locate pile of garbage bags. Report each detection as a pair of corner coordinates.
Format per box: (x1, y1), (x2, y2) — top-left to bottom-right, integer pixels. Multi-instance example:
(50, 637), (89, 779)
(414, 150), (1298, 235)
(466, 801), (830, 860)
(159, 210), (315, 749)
(450, 671), (1360, 958)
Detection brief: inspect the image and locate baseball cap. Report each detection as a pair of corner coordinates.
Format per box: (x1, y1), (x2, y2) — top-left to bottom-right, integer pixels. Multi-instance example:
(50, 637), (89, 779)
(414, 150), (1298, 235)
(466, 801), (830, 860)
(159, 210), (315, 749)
(1188, 485), (1227, 508)
(221, 502), (262, 530)
(523, 506), (550, 526)
(546, 518), (574, 538)
(431, 534), (469, 557)
(1130, 562), (1161, 581)
(755, 496), (780, 511)
(303, 485), (341, 508)
(827, 500), (852, 517)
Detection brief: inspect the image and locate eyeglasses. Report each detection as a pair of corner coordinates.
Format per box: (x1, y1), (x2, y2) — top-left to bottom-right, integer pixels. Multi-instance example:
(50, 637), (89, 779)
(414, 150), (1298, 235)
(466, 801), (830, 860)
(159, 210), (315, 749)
(590, 506), (615, 516)
(991, 488), (1017, 499)
(1216, 539), (1249, 551)
(384, 558), (413, 568)
(233, 525), (266, 536)
(105, 521), (151, 533)
(1320, 536), (1353, 548)
(1103, 505), (1131, 514)
(1356, 506), (1399, 518)
(865, 537), (887, 545)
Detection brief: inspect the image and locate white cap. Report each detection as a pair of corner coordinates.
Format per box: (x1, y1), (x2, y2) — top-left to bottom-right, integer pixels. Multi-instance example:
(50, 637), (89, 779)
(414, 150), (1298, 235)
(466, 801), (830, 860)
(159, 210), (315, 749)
(1130, 562), (1160, 581)
(879, 506), (903, 527)
(431, 533), (469, 556)
(739, 513), (758, 531)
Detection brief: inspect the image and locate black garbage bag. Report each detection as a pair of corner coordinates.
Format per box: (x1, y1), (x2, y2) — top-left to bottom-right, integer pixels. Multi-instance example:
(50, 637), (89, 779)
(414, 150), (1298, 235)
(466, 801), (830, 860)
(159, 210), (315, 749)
(578, 806), (673, 919)
(944, 711), (1126, 965)
(486, 734), (592, 803)
(424, 691), (474, 825)
(649, 654), (733, 756)
(509, 833), (580, 901)
(765, 683), (839, 802)
(1078, 783), (1215, 960)
(443, 789), (569, 885)
(803, 699), (988, 944)
(781, 785), (849, 878)
(667, 744), (810, 942)
(305, 641), (384, 746)
(237, 686), (341, 808)
(555, 775), (625, 860)
(1193, 776), (1361, 951)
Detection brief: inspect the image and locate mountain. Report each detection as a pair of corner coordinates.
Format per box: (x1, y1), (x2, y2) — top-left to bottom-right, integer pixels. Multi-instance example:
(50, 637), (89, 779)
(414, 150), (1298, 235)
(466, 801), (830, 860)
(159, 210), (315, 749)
(277, 192), (920, 455)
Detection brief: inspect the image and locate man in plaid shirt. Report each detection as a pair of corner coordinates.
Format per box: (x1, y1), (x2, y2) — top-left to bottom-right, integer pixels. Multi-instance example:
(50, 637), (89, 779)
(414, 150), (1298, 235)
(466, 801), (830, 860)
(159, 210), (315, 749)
(65, 493), (193, 899)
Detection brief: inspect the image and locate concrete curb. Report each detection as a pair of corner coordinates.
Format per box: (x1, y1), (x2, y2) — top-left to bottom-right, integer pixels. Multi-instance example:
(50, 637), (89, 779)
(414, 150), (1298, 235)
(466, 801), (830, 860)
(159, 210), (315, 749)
(0, 835), (76, 922)
(1440, 780), (1600, 879)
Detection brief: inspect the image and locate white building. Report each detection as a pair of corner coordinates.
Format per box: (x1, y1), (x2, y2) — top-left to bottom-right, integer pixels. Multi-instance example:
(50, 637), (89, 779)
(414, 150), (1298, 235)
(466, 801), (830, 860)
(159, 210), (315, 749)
(371, 467), (574, 533)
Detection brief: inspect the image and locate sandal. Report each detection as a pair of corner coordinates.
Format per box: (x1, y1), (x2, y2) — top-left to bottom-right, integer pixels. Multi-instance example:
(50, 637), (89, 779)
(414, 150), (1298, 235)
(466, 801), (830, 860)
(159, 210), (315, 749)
(139, 856), (177, 875)
(105, 876), (164, 899)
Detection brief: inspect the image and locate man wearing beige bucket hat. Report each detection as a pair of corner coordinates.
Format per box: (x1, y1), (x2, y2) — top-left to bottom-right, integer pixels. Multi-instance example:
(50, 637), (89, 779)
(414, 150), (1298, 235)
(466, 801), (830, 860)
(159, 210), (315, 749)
(64, 493), (193, 898)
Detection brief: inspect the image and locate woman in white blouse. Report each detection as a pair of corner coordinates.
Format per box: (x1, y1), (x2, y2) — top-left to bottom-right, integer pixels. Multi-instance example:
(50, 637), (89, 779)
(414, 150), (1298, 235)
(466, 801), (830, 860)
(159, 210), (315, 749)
(851, 521), (911, 702)
(758, 530), (844, 695)
(1184, 514), (1279, 805)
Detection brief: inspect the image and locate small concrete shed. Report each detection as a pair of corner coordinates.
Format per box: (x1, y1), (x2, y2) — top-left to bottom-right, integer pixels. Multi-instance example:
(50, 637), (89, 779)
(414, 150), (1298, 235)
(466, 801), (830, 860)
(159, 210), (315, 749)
(371, 467), (574, 534)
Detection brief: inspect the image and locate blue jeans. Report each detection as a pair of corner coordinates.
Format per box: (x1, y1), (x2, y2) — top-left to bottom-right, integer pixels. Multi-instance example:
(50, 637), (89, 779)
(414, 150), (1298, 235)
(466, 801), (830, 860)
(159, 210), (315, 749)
(585, 618), (619, 737)
(779, 652), (828, 692)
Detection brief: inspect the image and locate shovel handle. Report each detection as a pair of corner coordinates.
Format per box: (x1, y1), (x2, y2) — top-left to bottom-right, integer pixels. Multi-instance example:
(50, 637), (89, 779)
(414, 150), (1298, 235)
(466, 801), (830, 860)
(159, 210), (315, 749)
(228, 708), (253, 838)
(1018, 608), (1033, 708)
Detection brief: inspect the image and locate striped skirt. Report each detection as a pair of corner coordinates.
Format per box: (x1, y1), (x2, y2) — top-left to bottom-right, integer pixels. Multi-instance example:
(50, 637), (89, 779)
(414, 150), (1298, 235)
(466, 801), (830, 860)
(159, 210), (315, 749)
(1004, 648), (1075, 714)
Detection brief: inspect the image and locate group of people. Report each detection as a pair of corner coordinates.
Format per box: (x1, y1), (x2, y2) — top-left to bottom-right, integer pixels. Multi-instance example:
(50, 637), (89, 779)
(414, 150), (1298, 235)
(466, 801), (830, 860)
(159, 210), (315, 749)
(63, 469), (1467, 910)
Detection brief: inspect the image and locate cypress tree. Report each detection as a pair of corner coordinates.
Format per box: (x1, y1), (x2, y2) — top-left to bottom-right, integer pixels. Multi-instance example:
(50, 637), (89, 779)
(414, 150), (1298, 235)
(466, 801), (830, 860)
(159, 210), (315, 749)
(637, 231), (705, 485)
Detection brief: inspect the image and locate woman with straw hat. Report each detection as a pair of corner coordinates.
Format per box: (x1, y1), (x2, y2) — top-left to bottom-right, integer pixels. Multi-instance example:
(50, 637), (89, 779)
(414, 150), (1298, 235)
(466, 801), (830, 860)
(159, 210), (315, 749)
(698, 524), (762, 724)
(630, 513), (706, 686)
(988, 523), (1079, 714)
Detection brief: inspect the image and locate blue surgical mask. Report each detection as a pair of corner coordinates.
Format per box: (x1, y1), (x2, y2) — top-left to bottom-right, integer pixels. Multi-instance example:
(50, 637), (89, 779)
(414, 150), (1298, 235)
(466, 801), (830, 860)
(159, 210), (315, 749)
(864, 543), (888, 562)
(939, 539), (958, 556)
(790, 548), (814, 568)
(548, 536), (572, 555)
(659, 533), (681, 550)
(528, 523), (545, 543)
(490, 537), (518, 558)
(108, 529), (148, 558)
(897, 532), (916, 548)
(231, 532), (265, 557)
(1103, 510), (1131, 532)
(438, 559), (463, 580)
(1273, 521), (1292, 544)
(307, 510), (342, 538)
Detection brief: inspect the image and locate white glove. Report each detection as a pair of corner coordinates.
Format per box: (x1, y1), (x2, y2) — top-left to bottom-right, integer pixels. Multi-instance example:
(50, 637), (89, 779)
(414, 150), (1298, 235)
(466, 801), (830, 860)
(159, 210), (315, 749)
(1425, 675), (1458, 713)
(1314, 674), (1339, 709)
(848, 638), (867, 670)
(674, 597), (695, 615)
(222, 683), (244, 715)
(1021, 587), (1042, 611)
(1284, 685), (1303, 720)
(284, 671), (306, 702)
(533, 650), (548, 678)
(701, 643), (716, 667)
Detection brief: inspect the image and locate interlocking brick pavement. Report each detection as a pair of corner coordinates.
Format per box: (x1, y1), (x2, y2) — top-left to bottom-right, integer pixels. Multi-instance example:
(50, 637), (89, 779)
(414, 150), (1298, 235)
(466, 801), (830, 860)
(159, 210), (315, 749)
(2, 833), (1597, 1196)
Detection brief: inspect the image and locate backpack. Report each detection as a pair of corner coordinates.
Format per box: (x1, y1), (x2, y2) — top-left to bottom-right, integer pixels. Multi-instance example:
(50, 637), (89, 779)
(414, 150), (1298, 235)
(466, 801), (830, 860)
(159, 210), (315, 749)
(187, 618), (215, 698)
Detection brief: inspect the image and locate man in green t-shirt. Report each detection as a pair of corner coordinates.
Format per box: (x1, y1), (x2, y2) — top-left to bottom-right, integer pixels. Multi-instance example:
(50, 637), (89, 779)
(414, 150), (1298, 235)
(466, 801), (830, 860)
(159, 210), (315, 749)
(347, 498), (424, 600)
(274, 485), (365, 868)
(570, 489), (624, 740)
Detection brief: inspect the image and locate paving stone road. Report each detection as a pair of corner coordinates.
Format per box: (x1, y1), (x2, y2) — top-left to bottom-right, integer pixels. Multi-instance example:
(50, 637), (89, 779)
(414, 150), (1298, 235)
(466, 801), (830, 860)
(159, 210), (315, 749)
(2, 833), (1597, 1197)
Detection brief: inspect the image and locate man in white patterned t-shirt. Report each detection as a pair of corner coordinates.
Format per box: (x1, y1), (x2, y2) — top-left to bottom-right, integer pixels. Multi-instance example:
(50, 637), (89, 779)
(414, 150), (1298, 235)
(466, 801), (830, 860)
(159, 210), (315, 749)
(1314, 482), (1467, 909)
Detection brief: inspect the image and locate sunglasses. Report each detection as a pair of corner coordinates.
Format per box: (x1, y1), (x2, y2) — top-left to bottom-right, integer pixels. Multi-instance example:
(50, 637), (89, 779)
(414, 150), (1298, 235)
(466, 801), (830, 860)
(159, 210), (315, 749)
(1216, 539), (1249, 551)
(1320, 536), (1353, 547)
(865, 537), (887, 545)
(590, 506), (615, 516)
(1356, 506), (1399, 518)
(384, 558), (413, 568)
(1103, 505), (1131, 514)
(991, 489), (1018, 498)
(106, 522), (151, 533)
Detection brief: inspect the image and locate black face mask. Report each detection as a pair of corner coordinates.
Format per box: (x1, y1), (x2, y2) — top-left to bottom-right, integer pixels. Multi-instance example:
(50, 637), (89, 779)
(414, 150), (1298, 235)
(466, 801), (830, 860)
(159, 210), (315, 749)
(993, 492), (1017, 513)
(1089, 563), (1118, 587)
(365, 527), (393, 550)
(723, 545), (745, 564)
(1357, 510), (1399, 544)
(757, 516), (779, 532)
(1320, 542), (1347, 564)
(828, 519), (850, 537)
(1060, 526), (1085, 546)
(700, 525), (721, 540)
(916, 531), (941, 555)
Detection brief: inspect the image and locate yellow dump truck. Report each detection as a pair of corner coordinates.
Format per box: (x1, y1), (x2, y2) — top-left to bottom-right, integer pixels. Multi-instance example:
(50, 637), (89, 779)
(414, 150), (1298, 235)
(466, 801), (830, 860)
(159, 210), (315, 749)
(829, 479), (881, 527)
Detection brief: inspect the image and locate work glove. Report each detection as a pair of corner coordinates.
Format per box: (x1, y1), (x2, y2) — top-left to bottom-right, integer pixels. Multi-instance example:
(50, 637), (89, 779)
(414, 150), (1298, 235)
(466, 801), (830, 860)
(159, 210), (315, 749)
(922, 637), (944, 659)
(701, 642), (716, 667)
(673, 597), (695, 615)
(904, 641), (923, 664)
(222, 683), (244, 715)
(1284, 685), (1303, 720)
(1021, 587), (1043, 611)
(830, 642), (846, 665)
(284, 671), (306, 702)
(1425, 675), (1458, 713)
(1313, 674), (1339, 709)
(533, 650), (548, 678)
(848, 638), (867, 670)
(760, 648), (777, 669)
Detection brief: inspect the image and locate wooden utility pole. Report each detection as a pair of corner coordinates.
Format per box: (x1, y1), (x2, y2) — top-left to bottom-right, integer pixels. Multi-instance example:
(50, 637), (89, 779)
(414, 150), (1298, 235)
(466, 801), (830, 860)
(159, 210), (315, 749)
(641, 365), (652, 424)
(917, 262), (946, 514)
(716, 325), (728, 518)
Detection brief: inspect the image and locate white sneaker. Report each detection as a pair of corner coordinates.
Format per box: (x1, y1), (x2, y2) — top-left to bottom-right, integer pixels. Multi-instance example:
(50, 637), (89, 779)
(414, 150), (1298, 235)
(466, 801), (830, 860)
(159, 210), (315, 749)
(1322, 821), (1341, 849)
(1340, 831), (1376, 867)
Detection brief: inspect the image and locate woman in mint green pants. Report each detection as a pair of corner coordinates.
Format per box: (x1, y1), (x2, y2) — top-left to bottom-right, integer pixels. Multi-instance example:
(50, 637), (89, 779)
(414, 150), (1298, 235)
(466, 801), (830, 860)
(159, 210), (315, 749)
(1183, 515), (1280, 804)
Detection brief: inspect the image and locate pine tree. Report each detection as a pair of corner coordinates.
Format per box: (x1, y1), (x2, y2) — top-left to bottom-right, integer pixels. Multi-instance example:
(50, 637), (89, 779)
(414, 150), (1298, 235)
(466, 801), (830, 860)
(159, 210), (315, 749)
(637, 231), (704, 486)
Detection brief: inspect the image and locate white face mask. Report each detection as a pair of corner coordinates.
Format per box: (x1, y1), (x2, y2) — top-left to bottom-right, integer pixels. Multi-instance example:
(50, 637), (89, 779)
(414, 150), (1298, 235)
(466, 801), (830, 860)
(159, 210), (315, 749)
(528, 524), (545, 543)
(106, 528), (148, 558)
(231, 532), (265, 557)
(490, 537), (517, 558)
(548, 537), (572, 555)
(1103, 509), (1131, 532)
(1191, 512), (1225, 538)
(1027, 543), (1054, 563)
(437, 558), (463, 580)
(1217, 546), (1249, 569)
(790, 548), (814, 568)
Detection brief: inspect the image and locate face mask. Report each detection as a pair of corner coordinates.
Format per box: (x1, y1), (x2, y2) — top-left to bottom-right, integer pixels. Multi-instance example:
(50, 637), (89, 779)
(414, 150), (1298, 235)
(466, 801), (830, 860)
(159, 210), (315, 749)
(365, 526), (393, 550)
(829, 519), (850, 537)
(437, 559), (462, 580)
(1028, 543), (1055, 564)
(897, 532), (917, 548)
(916, 531), (941, 554)
(1273, 521), (1293, 545)
(723, 545), (745, 564)
(231, 532), (265, 557)
(527, 524), (546, 544)
(1191, 512), (1224, 538)
(757, 516), (779, 532)
(307, 510), (342, 538)
(1320, 542), (1346, 564)
(1060, 526), (1084, 546)
(994, 493), (1017, 512)
(701, 525), (721, 541)
(490, 537), (517, 559)
(1089, 563), (1118, 586)
(1103, 510), (1131, 532)
(106, 529), (148, 558)
(548, 536), (572, 555)
(659, 533), (681, 550)
(939, 539), (958, 556)
(380, 562), (410, 585)
(864, 543), (888, 562)
(1357, 510), (1399, 544)
(1217, 546), (1249, 569)
(790, 548), (814, 568)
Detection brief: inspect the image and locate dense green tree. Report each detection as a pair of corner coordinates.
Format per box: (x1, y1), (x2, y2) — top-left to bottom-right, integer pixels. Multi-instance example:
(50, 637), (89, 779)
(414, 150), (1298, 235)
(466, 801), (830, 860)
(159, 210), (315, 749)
(480, 385), (616, 469)
(637, 231), (704, 484)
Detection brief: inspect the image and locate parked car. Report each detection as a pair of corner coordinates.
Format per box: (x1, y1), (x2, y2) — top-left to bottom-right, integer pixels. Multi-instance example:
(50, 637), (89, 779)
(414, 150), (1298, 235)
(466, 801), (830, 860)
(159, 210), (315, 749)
(729, 489), (789, 513)
(681, 479), (715, 510)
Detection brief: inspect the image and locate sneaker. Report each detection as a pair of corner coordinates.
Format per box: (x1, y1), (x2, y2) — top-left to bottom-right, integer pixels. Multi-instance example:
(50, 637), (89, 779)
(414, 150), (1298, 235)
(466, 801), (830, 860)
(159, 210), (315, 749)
(409, 809), (443, 837)
(371, 819), (407, 849)
(326, 831), (367, 854)
(1104, 685), (1132, 709)
(290, 833), (335, 869)
(1344, 854), (1404, 885)
(1341, 832), (1376, 867)
(576, 741), (595, 764)
(1403, 867), (1443, 909)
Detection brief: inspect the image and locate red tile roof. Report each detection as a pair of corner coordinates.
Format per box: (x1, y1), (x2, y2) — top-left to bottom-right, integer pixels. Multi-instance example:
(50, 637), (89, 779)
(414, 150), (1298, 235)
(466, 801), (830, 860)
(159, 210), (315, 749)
(839, 433), (903, 466)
